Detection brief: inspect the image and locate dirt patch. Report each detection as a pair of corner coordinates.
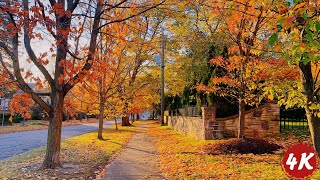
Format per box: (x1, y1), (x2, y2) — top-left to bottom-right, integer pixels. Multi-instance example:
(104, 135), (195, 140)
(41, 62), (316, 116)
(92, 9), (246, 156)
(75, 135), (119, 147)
(204, 138), (282, 155)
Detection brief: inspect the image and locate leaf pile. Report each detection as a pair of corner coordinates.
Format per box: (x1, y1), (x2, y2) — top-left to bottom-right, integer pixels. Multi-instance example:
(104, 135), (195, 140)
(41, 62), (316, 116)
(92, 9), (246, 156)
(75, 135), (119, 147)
(204, 138), (282, 155)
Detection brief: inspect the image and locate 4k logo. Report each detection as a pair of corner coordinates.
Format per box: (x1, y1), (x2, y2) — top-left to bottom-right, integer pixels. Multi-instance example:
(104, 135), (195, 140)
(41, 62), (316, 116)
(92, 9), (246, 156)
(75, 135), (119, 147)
(282, 144), (318, 179)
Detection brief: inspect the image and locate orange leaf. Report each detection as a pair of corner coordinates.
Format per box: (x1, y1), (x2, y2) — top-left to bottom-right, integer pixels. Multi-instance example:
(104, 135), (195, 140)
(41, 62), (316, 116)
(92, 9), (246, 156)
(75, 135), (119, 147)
(285, 16), (295, 24)
(293, 3), (305, 10)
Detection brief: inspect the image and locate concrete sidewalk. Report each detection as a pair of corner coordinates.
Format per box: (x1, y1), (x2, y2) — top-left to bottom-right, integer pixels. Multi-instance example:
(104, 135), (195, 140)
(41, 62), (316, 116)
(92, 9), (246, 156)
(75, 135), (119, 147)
(103, 121), (164, 180)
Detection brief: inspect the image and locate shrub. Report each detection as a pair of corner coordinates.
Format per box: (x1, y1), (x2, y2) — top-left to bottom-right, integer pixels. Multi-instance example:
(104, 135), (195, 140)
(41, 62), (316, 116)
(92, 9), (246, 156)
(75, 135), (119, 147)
(0, 115), (12, 125)
(12, 114), (23, 123)
(31, 104), (46, 120)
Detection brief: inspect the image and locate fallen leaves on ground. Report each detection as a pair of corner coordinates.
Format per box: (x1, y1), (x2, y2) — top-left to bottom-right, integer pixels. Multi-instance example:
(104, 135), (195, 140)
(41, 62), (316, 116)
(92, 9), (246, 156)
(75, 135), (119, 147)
(267, 130), (312, 149)
(0, 122), (138, 179)
(0, 118), (100, 134)
(147, 121), (320, 179)
(0, 124), (48, 134)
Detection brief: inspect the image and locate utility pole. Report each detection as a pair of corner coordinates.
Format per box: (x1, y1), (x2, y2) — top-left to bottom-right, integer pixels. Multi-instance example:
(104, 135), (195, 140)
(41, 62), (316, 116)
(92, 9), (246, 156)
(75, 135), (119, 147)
(160, 29), (166, 125)
(1, 98), (4, 127)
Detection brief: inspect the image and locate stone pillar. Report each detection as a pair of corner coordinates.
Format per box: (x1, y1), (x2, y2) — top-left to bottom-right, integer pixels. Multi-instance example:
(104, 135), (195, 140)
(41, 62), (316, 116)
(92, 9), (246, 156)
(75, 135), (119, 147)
(202, 106), (216, 140)
(267, 101), (281, 136)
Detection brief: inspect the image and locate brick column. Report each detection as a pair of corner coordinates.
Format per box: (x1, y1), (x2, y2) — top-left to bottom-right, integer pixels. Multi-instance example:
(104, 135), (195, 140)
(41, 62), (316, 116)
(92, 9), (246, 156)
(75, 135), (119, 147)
(202, 106), (216, 140)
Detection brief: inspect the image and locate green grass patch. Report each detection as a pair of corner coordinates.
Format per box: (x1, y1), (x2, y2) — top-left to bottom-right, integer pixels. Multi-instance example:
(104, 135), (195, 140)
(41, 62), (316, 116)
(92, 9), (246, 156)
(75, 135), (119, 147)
(280, 121), (309, 130)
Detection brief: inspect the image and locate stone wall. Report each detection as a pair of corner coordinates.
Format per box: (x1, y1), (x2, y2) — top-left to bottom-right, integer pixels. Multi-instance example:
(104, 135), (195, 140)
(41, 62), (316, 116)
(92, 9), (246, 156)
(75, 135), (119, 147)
(165, 115), (205, 140)
(216, 103), (280, 138)
(165, 102), (280, 140)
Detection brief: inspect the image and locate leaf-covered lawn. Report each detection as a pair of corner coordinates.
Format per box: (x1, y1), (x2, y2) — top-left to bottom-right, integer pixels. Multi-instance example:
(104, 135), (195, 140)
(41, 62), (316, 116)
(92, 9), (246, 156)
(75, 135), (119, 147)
(0, 122), (138, 179)
(0, 124), (48, 134)
(147, 122), (320, 179)
(0, 118), (100, 134)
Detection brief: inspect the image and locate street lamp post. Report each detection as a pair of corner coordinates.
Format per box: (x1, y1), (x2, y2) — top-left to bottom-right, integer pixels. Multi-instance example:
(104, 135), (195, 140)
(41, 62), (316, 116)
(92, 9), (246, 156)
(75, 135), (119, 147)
(160, 30), (166, 125)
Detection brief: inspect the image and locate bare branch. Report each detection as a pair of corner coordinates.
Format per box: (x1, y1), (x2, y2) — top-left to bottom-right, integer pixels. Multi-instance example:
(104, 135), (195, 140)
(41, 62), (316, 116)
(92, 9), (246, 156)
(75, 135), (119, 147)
(49, 0), (56, 7)
(68, 0), (80, 12)
(97, 1), (165, 31)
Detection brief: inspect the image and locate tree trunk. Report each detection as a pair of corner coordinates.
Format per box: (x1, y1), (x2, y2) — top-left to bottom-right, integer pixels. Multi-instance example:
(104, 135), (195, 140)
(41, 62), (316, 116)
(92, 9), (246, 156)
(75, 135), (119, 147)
(1, 99), (3, 127)
(122, 116), (131, 126)
(1, 110), (4, 127)
(42, 93), (63, 169)
(196, 93), (203, 116)
(131, 114), (135, 123)
(67, 114), (70, 121)
(79, 114), (82, 122)
(21, 118), (25, 126)
(115, 117), (118, 130)
(305, 106), (320, 156)
(237, 98), (246, 139)
(299, 62), (320, 156)
(137, 114), (140, 120)
(98, 98), (105, 140)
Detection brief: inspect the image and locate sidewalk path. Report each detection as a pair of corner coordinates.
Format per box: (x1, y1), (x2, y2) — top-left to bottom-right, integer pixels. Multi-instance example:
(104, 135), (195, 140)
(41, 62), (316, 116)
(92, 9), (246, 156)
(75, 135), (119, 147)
(0, 121), (114, 160)
(103, 121), (164, 180)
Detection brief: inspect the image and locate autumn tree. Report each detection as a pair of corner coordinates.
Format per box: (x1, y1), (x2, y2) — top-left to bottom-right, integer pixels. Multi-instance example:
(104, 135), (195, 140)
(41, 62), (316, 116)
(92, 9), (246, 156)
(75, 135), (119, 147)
(65, 8), (165, 140)
(269, 1), (320, 155)
(0, 0), (104, 168)
(0, 0), (164, 169)
(117, 14), (164, 126)
(77, 26), (129, 139)
(64, 85), (95, 120)
(161, 0), (228, 112)
(71, 12), (162, 138)
(197, 0), (282, 138)
(126, 70), (161, 119)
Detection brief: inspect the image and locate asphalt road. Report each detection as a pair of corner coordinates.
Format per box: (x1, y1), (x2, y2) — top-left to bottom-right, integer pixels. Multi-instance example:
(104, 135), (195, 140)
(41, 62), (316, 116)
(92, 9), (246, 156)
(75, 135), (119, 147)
(0, 121), (115, 160)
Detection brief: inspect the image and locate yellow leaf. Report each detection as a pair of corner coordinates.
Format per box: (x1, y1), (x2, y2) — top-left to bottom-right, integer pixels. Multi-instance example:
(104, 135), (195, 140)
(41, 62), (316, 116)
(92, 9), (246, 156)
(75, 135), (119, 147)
(268, 94), (274, 100)
(310, 103), (317, 110)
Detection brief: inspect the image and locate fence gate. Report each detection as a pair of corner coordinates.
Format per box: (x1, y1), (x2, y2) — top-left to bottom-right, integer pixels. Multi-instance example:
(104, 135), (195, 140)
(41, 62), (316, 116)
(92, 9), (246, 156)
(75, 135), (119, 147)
(280, 108), (308, 132)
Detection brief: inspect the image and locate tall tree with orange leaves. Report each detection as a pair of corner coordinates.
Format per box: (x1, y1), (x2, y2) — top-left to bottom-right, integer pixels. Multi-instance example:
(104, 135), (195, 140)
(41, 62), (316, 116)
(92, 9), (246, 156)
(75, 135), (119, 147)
(0, 0), (103, 168)
(83, 23), (129, 139)
(196, 0), (298, 138)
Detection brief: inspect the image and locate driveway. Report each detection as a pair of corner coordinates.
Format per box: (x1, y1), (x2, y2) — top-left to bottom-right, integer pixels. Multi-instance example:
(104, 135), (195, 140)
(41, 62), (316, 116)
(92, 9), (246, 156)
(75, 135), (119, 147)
(0, 121), (115, 160)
